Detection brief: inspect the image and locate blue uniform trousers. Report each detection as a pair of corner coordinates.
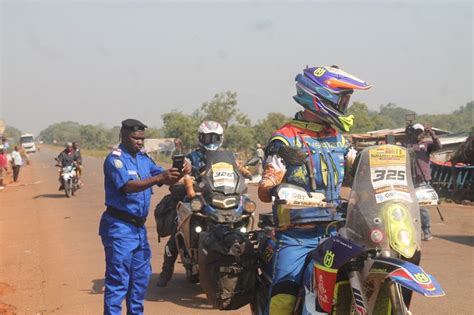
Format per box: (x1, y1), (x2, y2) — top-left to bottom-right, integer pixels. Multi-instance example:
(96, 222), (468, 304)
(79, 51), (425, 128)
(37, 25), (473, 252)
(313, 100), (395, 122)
(101, 230), (151, 315)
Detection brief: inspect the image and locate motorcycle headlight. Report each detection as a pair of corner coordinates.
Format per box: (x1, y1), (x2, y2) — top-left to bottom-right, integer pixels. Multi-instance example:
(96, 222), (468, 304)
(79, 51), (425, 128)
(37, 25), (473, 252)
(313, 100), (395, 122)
(239, 227), (247, 233)
(195, 226), (202, 233)
(190, 198), (203, 212)
(243, 200), (256, 213)
(383, 202), (417, 258)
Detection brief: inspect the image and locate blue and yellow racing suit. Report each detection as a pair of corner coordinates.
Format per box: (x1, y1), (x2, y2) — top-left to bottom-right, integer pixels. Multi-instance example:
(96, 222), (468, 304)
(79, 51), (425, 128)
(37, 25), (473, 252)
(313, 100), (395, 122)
(258, 118), (352, 315)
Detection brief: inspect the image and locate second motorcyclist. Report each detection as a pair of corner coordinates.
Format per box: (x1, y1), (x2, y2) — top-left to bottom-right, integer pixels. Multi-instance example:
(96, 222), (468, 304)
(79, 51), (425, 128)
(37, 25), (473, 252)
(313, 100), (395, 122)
(57, 142), (78, 190)
(257, 65), (371, 314)
(156, 120), (225, 287)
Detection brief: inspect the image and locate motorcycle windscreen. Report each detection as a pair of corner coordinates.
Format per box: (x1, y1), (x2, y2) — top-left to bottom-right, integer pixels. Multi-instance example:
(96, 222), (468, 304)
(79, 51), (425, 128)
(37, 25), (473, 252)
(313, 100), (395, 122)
(203, 150), (247, 195)
(340, 145), (421, 258)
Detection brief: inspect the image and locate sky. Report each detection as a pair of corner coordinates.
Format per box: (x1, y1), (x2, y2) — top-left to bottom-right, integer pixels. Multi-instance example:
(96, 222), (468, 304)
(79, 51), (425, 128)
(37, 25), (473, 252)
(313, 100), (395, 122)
(1, 0), (472, 134)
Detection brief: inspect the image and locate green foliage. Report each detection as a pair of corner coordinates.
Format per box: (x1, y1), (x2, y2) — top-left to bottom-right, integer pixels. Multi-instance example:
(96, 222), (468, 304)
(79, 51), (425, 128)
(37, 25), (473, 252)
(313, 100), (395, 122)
(418, 101), (473, 132)
(161, 111), (200, 149)
(253, 112), (290, 145)
(39, 122), (160, 150)
(199, 91), (250, 128)
(347, 102), (376, 133)
(348, 101), (472, 133)
(224, 124), (256, 151)
(4, 125), (22, 143)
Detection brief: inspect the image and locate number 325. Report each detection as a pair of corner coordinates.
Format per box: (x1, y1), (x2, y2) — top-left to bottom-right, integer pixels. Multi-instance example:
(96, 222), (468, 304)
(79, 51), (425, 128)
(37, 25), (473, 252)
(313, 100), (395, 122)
(373, 169), (405, 182)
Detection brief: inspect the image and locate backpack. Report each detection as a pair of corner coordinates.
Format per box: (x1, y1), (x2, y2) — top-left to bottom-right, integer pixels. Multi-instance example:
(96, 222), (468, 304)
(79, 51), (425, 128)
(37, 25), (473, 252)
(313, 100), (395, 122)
(154, 194), (178, 239)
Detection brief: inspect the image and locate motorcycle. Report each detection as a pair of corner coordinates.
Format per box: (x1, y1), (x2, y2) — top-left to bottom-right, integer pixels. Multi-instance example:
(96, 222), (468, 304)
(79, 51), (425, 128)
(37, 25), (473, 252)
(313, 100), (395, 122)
(251, 144), (444, 315)
(175, 150), (257, 284)
(59, 162), (79, 198)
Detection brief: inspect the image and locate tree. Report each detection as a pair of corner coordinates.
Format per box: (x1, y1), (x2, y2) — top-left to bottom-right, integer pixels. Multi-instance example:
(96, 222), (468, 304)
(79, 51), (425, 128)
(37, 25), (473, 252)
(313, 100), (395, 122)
(39, 121), (81, 145)
(253, 112), (290, 145)
(379, 103), (415, 127)
(224, 124), (256, 151)
(347, 102), (376, 132)
(4, 125), (22, 143)
(162, 111), (200, 149)
(199, 91), (250, 129)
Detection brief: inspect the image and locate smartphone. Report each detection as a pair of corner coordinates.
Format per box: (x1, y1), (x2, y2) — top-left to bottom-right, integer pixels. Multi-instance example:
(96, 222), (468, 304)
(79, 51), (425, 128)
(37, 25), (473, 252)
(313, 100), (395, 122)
(172, 154), (185, 172)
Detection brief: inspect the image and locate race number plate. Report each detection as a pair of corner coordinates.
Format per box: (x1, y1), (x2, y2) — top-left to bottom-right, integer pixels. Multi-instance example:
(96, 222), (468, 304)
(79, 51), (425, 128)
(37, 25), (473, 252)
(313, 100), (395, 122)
(211, 162), (235, 188)
(369, 145), (412, 204)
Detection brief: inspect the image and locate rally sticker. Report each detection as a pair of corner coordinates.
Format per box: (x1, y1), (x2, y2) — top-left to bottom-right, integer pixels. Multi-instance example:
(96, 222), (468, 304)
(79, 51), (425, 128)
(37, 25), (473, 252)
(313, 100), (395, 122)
(369, 145), (411, 203)
(114, 159), (124, 169)
(211, 162), (235, 188)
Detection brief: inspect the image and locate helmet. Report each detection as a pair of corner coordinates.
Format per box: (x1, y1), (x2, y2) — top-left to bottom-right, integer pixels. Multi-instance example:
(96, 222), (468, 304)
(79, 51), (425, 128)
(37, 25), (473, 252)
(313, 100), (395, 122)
(293, 66), (371, 132)
(198, 121), (224, 151)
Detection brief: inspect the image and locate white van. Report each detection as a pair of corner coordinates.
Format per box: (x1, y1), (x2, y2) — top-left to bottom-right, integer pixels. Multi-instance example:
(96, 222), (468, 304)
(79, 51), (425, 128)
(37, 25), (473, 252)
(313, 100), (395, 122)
(20, 134), (36, 153)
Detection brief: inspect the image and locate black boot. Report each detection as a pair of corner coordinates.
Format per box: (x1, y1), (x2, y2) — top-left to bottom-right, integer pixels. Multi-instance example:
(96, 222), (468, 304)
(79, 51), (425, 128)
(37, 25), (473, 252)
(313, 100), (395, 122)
(156, 254), (175, 287)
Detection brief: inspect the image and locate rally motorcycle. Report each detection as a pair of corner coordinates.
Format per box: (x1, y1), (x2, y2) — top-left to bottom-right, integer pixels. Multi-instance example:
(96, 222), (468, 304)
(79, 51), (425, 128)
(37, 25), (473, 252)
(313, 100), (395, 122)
(175, 150), (257, 284)
(251, 144), (444, 315)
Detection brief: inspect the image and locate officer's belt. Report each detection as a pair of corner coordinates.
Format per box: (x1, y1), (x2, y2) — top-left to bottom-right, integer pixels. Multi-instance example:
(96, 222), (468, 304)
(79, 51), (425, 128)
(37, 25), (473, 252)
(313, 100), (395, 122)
(106, 206), (146, 227)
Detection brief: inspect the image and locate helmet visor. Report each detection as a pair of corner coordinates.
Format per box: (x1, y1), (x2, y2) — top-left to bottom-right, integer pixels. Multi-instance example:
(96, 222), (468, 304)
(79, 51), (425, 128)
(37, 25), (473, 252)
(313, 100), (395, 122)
(314, 86), (352, 114)
(200, 133), (222, 146)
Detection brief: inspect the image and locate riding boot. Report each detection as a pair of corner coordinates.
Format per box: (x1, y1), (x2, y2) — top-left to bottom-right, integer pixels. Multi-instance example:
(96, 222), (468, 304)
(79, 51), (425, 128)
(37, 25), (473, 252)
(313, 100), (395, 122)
(157, 242), (178, 287)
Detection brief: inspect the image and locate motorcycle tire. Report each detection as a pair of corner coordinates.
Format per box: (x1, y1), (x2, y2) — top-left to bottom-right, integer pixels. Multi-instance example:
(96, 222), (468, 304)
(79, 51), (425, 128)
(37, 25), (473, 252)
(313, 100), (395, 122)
(64, 180), (71, 198)
(71, 178), (76, 196)
(186, 268), (199, 284)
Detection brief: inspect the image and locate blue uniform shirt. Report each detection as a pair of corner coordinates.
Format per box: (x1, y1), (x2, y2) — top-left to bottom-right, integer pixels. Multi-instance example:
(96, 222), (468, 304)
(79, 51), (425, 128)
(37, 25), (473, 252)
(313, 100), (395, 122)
(100, 144), (164, 237)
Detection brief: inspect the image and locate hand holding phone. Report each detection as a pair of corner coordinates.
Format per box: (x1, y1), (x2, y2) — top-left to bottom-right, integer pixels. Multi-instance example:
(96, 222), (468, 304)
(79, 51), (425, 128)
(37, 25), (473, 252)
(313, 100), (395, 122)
(172, 154), (185, 173)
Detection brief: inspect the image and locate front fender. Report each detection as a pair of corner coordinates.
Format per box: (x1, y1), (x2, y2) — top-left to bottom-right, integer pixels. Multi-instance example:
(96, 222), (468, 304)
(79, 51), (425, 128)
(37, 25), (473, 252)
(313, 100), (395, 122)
(366, 257), (445, 297)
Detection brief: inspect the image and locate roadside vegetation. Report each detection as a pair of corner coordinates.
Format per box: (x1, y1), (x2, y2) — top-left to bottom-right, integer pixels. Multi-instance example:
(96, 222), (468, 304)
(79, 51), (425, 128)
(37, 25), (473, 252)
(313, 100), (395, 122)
(4, 93), (472, 154)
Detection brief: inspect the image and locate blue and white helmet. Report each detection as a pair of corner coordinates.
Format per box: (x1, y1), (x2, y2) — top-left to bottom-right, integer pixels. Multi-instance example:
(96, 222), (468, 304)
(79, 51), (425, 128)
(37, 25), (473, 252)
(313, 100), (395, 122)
(198, 121), (224, 151)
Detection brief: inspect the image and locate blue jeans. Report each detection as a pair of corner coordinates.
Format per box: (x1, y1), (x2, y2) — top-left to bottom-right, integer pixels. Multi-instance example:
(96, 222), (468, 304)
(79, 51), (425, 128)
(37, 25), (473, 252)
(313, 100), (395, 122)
(420, 207), (431, 231)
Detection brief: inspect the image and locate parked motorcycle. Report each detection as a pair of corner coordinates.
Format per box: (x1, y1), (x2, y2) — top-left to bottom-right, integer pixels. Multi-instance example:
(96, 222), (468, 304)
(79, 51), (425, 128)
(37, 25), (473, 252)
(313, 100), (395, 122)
(175, 150), (257, 284)
(251, 144), (444, 315)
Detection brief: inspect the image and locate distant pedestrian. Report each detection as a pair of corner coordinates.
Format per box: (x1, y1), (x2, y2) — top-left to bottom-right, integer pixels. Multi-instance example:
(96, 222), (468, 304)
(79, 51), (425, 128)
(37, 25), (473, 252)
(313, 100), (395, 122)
(2, 137), (9, 151)
(0, 145), (8, 189)
(11, 146), (22, 182)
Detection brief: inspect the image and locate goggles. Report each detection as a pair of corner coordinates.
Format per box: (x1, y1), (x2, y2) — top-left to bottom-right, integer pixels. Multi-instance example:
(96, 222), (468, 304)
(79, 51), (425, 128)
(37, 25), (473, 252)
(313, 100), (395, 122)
(199, 133), (222, 145)
(296, 74), (353, 113)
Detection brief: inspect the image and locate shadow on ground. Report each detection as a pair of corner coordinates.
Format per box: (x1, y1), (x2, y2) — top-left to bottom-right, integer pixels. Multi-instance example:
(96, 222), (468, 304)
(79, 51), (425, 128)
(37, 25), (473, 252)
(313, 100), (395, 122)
(435, 235), (474, 247)
(145, 273), (213, 310)
(33, 194), (65, 199)
(90, 279), (105, 295)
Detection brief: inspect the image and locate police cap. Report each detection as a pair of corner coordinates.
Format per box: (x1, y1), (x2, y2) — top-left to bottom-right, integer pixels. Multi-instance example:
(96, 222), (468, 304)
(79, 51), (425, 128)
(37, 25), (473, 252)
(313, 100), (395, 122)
(121, 119), (148, 131)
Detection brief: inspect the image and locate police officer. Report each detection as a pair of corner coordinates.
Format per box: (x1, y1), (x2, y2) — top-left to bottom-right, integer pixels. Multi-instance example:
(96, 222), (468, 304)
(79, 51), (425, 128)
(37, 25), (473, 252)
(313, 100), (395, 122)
(99, 119), (190, 315)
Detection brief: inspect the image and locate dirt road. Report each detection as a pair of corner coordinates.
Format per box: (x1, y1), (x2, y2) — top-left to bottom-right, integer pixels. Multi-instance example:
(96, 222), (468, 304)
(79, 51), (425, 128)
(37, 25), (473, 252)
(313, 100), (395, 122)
(1, 148), (472, 314)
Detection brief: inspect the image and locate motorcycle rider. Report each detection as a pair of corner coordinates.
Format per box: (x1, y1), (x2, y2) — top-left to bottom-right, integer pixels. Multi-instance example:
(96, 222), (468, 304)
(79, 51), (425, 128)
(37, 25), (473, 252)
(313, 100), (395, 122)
(156, 120), (225, 287)
(258, 66), (371, 314)
(72, 141), (83, 186)
(57, 142), (77, 190)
